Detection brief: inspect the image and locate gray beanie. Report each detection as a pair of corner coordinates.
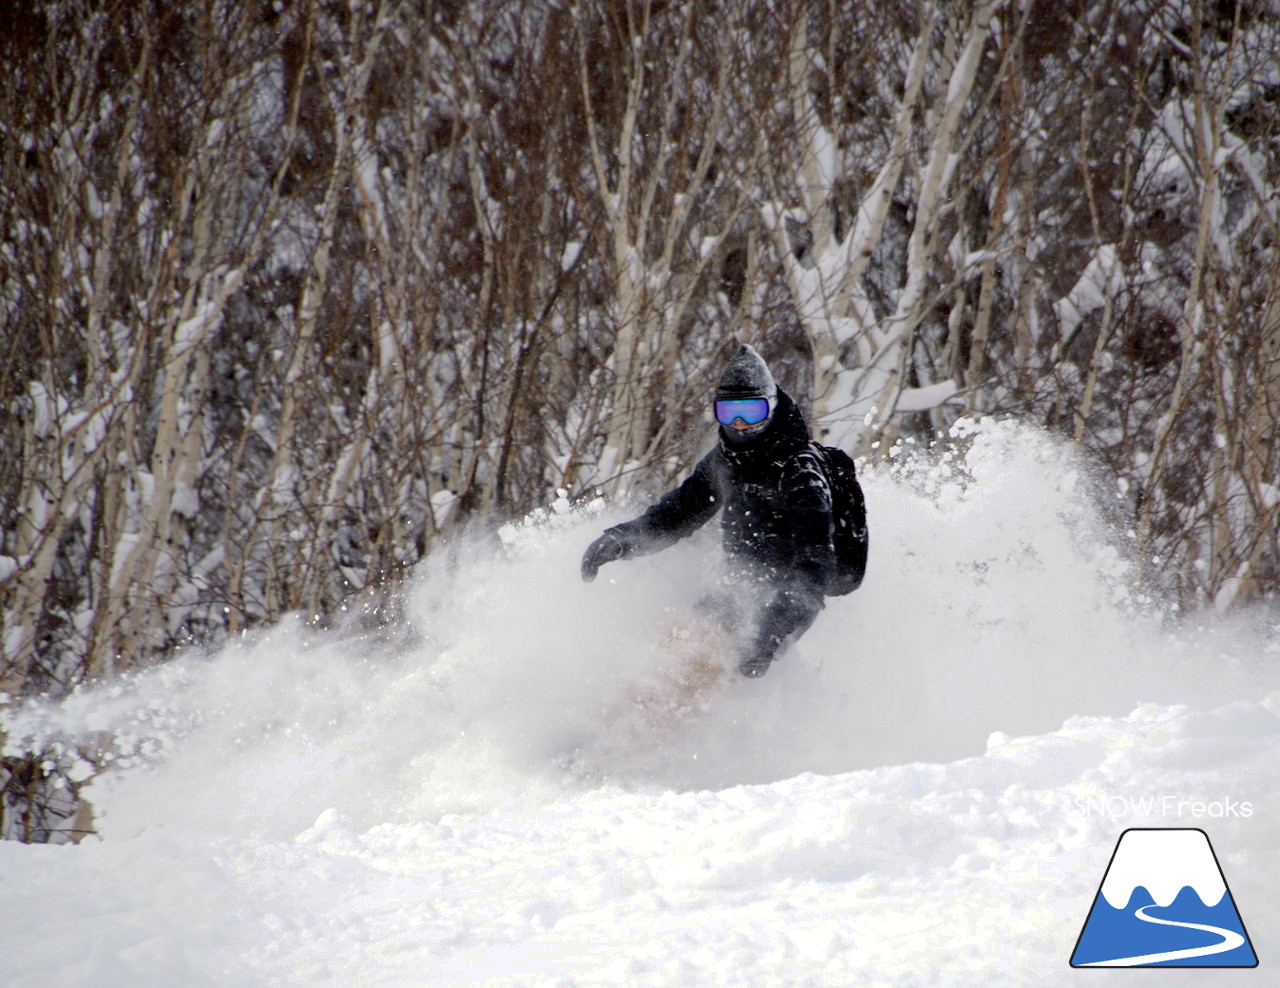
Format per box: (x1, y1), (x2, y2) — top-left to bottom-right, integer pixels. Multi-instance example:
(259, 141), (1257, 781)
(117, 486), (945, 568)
(715, 344), (777, 400)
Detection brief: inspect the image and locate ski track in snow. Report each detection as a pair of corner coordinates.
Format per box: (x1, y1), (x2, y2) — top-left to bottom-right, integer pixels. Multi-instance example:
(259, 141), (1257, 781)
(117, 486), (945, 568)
(1077, 904), (1246, 967)
(3, 420), (1278, 986)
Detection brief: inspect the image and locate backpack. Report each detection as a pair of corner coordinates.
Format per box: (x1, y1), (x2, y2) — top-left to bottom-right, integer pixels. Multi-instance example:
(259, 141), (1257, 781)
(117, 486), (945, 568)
(810, 442), (868, 596)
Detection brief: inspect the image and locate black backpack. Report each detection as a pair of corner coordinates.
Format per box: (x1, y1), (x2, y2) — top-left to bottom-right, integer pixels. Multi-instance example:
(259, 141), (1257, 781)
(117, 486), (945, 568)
(810, 442), (868, 596)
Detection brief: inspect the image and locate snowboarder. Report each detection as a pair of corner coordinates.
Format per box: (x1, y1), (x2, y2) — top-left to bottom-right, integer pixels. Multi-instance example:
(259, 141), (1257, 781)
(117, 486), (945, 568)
(581, 344), (865, 678)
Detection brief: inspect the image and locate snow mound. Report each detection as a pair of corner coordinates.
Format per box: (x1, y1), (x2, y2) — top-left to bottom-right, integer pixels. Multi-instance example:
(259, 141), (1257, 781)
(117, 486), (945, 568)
(3, 418), (1277, 985)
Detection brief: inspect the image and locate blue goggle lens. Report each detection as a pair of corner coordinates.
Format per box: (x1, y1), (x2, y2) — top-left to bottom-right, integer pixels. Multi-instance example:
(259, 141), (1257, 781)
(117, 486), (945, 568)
(715, 398), (771, 426)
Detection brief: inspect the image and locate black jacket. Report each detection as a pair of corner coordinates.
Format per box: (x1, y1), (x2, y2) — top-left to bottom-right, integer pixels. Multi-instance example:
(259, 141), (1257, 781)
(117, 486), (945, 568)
(604, 390), (836, 661)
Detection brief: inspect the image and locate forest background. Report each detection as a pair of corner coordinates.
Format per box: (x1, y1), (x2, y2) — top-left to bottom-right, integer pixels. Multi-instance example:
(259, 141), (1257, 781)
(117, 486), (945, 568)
(2, 0), (1277, 840)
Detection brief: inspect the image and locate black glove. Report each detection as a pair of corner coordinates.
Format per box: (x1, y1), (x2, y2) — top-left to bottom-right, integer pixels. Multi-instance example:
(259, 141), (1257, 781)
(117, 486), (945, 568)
(581, 531), (627, 582)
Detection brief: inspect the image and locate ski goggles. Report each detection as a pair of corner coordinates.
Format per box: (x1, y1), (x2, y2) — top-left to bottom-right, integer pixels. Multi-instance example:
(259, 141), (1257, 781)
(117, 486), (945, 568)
(715, 397), (772, 427)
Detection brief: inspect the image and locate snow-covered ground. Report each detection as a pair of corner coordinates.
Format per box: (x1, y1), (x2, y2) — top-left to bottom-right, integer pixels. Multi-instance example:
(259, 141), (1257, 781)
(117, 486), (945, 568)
(3, 420), (1277, 986)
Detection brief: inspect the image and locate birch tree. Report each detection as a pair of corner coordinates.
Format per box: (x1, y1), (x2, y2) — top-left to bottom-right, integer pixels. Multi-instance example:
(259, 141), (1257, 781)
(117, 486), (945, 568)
(571, 0), (759, 491)
(1132, 0), (1280, 607)
(758, 0), (1008, 451)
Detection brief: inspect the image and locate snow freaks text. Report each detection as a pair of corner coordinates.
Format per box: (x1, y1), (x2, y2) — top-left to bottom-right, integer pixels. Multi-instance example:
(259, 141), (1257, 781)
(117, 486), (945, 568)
(1071, 795), (1255, 820)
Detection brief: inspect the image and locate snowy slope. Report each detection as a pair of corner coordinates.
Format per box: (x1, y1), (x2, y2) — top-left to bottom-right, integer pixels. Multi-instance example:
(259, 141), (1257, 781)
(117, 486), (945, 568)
(3, 420), (1277, 986)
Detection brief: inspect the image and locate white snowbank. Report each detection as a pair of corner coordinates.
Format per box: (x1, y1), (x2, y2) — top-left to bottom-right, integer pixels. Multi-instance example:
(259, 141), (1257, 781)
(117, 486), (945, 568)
(2, 419), (1276, 985)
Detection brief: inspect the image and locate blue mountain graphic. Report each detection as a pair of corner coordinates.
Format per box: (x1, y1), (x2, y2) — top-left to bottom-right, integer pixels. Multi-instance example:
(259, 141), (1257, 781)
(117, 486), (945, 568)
(1071, 885), (1258, 967)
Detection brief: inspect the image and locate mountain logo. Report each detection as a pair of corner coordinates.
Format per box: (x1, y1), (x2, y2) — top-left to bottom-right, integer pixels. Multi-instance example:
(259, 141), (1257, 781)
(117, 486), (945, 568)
(1070, 827), (1258, 968)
